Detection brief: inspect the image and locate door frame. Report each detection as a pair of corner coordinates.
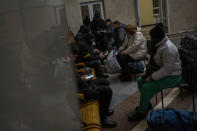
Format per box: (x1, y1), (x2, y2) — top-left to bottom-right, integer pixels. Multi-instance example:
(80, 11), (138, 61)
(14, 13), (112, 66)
(80, 1), (104, 21)
(136, 0), (171, 34)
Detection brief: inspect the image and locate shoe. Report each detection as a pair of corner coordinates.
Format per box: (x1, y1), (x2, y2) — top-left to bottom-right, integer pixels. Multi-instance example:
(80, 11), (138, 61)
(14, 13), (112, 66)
(128, 111), (146, 121)
(120, 76), (131, 82)
(135, 104), (152, 112)
(102, 119), (117, 128)
(107, 109), (114, 116)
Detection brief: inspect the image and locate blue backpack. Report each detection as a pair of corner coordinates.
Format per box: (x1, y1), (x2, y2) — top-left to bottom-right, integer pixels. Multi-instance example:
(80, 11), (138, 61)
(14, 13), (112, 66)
(147, 108), (197, 131)
(128, 61), (144, 73)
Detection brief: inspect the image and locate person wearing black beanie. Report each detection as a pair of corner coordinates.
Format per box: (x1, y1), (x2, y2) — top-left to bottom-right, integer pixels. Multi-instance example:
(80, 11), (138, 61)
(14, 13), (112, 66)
(150, 23), (165, 45)
(128, 23), (182, 121)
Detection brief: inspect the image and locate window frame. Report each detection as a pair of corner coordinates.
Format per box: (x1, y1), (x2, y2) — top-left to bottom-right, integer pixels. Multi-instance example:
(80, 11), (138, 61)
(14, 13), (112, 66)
(80, 1), (104, 21)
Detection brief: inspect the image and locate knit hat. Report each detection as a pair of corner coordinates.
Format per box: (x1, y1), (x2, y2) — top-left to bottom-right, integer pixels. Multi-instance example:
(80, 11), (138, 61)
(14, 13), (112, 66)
(105, 18), (111, 23)
(150, 23), (165, 41)
(113, 21), (120, 25)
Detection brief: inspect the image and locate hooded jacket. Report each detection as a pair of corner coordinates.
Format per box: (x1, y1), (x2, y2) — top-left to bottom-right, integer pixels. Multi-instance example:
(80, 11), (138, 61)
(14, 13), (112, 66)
(119, 31), (147, 60)
(151, 37), (182, 80)
(114, 23), (126, 48)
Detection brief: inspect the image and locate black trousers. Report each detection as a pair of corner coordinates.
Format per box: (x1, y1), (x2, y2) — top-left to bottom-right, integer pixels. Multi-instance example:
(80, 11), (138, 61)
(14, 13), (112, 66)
(86, 60), (104, 78)
(81, 78), (112, 122)
(89, 78), (110, 86)
(117, 54), (135, 77)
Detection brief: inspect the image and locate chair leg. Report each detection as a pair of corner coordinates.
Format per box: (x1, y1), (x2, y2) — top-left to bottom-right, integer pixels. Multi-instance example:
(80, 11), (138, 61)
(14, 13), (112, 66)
(155, 94), (158, 105)
(161, 90), (165, 130)
(180, 87), (184, 102)
(161, 90), (164, 109)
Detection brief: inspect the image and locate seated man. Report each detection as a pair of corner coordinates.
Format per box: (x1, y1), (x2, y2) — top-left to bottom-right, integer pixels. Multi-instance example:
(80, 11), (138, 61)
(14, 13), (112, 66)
(128, 23), (182, 121)
(76, 40), (108, 78)
(91, 13), (108, 51)
(112, 21), (126, 49)
(117, 25), (147, 81)
(72, 44), (117, 128)
(105, 18), (115, 50)
(75, 25), (90, 42)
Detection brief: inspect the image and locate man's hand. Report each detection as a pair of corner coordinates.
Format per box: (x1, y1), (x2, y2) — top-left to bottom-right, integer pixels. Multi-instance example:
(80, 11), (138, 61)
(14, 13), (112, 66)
(81, 75), (90, 83)
(120, 50), (125, 55)
(99, 52), (105, 59)
(96, 31), (101, 34)
(145, 77), (151, 83)
(94, 49), (100, 54)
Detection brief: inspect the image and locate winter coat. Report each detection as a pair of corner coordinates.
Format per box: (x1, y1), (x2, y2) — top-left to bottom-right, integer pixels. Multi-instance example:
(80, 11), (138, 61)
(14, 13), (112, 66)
(119, 31), (147, 60)
(76, 41), (100, 62)
(114, 23), (126, 48)
(151, 37), (182, 80)
(90, 19), (106, 33)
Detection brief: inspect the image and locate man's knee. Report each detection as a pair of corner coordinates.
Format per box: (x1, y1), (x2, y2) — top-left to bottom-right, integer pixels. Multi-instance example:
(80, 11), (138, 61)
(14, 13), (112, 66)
(98, 86), (112, 97)
(141, 84), (151, 94)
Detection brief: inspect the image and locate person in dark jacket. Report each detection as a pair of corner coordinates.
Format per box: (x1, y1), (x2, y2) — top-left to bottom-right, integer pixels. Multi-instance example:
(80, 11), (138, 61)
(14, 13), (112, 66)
(76, 41), (108, 78)
(75, 25), (90, 42)
(83, 16), (91, 27)
(90, 13), (108, 51)
(113, 21), (126, 49)
(105, 19), (115, 50)
(71, 44), (117, 128)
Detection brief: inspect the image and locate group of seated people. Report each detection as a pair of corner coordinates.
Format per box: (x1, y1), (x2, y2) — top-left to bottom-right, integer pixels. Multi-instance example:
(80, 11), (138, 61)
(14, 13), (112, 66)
(68, 12), (182, 129)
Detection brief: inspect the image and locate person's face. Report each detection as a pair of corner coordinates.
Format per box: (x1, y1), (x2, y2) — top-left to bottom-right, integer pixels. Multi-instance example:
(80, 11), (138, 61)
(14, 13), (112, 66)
(90, 39), (95, 44)
(113, 24), (118, 29)
(106, 22), (111, 26)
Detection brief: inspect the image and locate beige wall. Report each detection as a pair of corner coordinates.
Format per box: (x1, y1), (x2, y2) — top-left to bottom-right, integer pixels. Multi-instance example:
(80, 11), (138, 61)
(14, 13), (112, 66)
(170, 0), (197, 34)
(104, 0), (137, 25)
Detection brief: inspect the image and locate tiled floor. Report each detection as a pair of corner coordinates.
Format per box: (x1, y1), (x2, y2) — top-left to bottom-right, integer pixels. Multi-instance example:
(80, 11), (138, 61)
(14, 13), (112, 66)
(107, 74), (138, 109)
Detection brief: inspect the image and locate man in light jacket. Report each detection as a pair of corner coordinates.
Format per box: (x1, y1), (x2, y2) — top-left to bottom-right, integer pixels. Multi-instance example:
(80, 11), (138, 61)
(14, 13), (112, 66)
(128, 23), (182, 121)
(117, 24), (147, 81)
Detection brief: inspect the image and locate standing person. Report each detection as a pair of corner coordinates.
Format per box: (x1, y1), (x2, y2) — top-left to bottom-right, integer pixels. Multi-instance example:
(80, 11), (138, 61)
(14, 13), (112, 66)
(117, 24), (147, 81)
(90, 13), (108, 51)
(112, 21), (126, 49)
(128, 23), (182, 121)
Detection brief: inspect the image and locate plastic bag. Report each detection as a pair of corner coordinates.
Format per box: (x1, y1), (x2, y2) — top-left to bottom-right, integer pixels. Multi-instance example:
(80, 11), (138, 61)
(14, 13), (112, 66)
(106, 50), (121, 73)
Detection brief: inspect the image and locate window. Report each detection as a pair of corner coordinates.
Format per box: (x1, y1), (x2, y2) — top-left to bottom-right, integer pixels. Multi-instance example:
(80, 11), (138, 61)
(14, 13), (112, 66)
(80, 1), (104, 22)
(56, 6), (67, 28)
(153, 0), (160, 16)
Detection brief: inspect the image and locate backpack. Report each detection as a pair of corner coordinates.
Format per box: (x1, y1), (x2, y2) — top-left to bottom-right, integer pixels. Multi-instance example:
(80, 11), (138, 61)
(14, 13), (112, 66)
(147, 109), (197, 131)
(128, 61), (144, 73)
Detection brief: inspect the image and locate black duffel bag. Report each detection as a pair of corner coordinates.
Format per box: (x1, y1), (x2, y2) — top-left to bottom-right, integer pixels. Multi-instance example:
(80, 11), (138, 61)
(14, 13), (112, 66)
(180, 36), (197, 50)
